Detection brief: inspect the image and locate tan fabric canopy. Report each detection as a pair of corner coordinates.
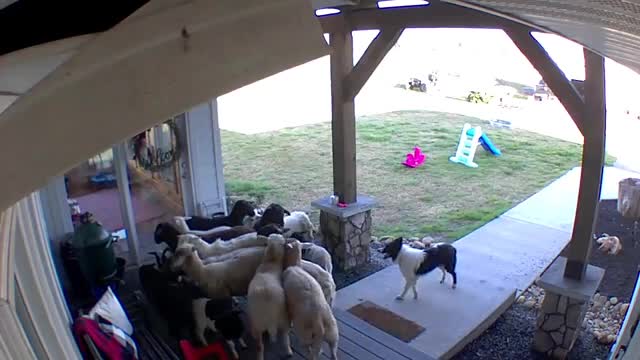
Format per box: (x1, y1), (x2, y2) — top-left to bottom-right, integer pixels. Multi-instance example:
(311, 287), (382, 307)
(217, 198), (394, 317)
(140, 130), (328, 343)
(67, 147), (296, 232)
(444, 0), (640, 74)
(0, 0), (328, 212)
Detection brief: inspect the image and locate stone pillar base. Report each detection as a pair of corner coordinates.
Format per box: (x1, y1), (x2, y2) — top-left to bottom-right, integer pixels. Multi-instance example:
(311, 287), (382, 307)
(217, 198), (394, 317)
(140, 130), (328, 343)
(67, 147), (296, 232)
(312, 195), (377, 271)
(533, 257), (605, 359)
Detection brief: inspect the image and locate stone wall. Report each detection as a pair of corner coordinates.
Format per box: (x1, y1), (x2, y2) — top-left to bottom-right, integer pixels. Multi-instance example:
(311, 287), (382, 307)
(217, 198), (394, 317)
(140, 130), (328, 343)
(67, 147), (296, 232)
(319, 209), (372, 270)
(534, 292), (588, 359)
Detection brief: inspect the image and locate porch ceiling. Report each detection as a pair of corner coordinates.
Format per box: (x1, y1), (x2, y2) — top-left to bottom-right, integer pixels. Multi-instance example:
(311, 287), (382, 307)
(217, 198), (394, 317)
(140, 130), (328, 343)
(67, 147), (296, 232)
(443, 0), (640, 74)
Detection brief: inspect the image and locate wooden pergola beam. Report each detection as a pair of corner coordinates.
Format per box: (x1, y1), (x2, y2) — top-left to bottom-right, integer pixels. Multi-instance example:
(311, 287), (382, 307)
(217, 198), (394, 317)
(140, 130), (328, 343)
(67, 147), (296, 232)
(319, 2), (532, 32)
(330, 25), (358, 204)
(344, 27), (404, 100)
(505, 27), (586, 135)
(563, 49), (607, 280)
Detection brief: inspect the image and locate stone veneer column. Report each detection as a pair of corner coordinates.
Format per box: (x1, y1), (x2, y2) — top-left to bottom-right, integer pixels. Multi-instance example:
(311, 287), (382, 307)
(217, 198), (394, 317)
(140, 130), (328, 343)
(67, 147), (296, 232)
(533, 257), (604, 359)
(312, 196), (377, 271)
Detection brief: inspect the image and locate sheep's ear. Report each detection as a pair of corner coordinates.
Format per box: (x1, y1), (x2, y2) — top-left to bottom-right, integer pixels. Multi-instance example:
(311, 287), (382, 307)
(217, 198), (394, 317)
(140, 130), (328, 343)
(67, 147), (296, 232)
(285, 243), (293, 249)
(191, 246), (197, 253)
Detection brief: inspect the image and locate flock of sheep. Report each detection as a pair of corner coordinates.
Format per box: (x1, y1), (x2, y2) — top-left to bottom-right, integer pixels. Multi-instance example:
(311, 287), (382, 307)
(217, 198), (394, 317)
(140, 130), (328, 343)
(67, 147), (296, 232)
(141, 200), (338, 360)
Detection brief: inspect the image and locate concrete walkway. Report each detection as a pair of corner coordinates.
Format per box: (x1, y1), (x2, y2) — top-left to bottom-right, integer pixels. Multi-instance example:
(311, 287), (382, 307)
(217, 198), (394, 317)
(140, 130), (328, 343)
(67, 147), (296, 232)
(334, 167), (639, 359)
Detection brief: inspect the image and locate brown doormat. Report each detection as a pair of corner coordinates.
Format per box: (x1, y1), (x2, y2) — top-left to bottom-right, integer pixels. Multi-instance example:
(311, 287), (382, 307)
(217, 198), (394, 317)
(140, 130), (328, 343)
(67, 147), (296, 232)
(347, 301), (425, 342)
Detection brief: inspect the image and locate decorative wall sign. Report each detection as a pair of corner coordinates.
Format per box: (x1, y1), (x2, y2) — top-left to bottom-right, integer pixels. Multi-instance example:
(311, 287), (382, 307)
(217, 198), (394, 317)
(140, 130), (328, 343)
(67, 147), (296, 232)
(132, 120), (182, 172)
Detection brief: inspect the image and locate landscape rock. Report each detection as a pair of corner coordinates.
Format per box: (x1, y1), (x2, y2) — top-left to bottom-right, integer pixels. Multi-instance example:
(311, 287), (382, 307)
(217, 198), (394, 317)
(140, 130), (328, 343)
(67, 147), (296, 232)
(610, 297), (619, 305)
(379, 236), (393, 243)
(597, 332), (611, 344)
(421, 236), (434, 246)
(543, 314), (565, 331)
(517, 295), (526, 304)
(619, 303), (630, 317)
(371, 236), (379, 243)
(411, 241), (425, 249)
(593, 294), (606, 308)
(524, 300), (536, 309)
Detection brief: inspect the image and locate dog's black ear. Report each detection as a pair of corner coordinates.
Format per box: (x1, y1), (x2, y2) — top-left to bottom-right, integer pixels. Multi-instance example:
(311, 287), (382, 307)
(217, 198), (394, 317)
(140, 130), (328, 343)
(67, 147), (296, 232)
(283, 208), (291, 216)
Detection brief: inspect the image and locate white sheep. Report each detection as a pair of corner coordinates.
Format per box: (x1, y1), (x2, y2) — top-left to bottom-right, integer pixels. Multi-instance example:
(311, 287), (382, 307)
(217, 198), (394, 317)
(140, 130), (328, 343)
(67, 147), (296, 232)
(301, 260), (336, 307)
(300, 242), (333, 274)
(283, 211), (316, 241)
(247, 234), (292, 360)
(178, 233), (266, 259)
(283, 240), (339, 360)
(169, 244), (264, 298)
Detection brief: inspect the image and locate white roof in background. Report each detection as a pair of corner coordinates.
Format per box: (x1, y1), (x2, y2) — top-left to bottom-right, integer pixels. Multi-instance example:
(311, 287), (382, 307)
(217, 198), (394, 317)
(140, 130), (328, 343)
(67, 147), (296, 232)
(0, 0), (17, 10)
(444, 0), (640, 74)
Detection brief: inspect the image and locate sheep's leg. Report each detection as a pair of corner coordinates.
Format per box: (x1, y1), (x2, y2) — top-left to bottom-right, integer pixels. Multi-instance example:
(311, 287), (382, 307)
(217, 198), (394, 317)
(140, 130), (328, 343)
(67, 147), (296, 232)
(396, 280), (412, 300)
(252, 328), (264, 360)
(308, 339), (323, 360)
(226, 339), (239, 359)
(238, 337), (247, 349)
(412, 283), (418, 300)
(439, 266), (447, 284)
(328, 340), (339, 359)
(280, 328), (293, 357)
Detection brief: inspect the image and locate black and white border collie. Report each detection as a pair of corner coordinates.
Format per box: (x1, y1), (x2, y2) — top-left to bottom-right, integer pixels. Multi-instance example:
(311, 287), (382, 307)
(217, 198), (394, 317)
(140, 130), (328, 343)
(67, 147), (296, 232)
(379, 237), (457, 300)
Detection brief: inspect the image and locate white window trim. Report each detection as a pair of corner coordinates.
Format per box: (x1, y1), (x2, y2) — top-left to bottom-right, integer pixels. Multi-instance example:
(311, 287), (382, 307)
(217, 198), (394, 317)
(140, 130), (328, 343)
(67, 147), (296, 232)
(0, 194), (81, 359)
(181, 100), (227, 217)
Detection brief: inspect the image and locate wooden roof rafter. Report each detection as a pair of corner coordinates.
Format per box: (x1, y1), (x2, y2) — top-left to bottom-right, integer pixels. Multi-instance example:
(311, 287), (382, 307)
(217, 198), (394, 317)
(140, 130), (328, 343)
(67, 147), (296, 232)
(317, 1), (535, 33)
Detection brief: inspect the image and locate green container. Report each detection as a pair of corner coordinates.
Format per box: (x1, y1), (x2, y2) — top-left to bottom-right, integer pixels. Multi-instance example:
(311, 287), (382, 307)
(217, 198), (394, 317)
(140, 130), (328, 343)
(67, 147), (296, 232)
(72, 221), (117, 285)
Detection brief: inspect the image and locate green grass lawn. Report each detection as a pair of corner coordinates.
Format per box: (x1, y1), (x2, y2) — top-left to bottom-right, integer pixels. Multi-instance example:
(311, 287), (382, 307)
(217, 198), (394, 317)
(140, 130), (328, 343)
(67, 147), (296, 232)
(221, 110), (614, 242)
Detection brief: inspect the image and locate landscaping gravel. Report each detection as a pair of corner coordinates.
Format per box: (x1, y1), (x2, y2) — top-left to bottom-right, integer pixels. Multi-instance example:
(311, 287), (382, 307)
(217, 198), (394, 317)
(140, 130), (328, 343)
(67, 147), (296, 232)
(453, 302), (611, 360)
(333, 241), (389, 290)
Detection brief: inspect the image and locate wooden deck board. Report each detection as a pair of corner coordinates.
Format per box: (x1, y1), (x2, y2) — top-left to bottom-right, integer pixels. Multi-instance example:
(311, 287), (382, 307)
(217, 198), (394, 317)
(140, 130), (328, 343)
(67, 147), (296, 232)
(121, 280), (431, 360)
(248, 308), (434, 360)
(333, 309), (434, 360)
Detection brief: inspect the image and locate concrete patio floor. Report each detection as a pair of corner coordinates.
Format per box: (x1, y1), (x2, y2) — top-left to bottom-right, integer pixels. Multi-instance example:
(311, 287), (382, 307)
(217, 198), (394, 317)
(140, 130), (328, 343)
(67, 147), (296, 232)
(334, 166), (639, 359)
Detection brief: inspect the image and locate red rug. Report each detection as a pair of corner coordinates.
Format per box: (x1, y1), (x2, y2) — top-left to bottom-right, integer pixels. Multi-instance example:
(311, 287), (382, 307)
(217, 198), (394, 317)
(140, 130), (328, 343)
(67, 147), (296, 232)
(74, 188), (168, 231)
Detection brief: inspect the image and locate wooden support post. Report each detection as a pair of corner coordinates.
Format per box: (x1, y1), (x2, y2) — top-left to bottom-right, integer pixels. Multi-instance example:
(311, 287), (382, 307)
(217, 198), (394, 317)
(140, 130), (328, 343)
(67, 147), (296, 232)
(345, 27), (404, 100)
(330, 28), (357, 204)
(505, 28), (586, 135)
(563, 49), (606, 280)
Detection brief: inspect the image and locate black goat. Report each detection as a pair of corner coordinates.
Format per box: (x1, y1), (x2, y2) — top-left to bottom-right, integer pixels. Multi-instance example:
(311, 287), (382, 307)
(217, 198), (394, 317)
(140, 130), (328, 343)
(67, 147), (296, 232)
(193, 297), (246, 357)
(185, 200), (255, 231)
(254, 203), (290, 230)
(138, 263), (205, 339)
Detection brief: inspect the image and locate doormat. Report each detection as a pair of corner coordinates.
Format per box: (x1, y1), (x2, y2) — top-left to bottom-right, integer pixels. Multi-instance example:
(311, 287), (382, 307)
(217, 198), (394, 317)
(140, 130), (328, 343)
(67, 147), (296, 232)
(347, 301), (425, 342)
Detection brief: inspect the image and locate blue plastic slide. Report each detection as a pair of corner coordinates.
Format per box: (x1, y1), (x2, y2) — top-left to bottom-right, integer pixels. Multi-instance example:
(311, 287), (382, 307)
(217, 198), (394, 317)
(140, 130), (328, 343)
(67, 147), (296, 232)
(479, 133), (501, 156)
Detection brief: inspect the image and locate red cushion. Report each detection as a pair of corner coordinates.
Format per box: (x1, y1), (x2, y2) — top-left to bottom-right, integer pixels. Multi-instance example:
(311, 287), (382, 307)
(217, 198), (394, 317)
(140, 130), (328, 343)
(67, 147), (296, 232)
(179, 340), (230, 360)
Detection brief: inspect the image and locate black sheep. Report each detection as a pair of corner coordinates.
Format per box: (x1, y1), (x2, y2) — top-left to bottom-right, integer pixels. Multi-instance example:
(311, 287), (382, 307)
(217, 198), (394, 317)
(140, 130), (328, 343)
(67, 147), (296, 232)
(186, 200), (255, 231)
(254, 203), (290, 230)
(138, 264), (205, 339)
